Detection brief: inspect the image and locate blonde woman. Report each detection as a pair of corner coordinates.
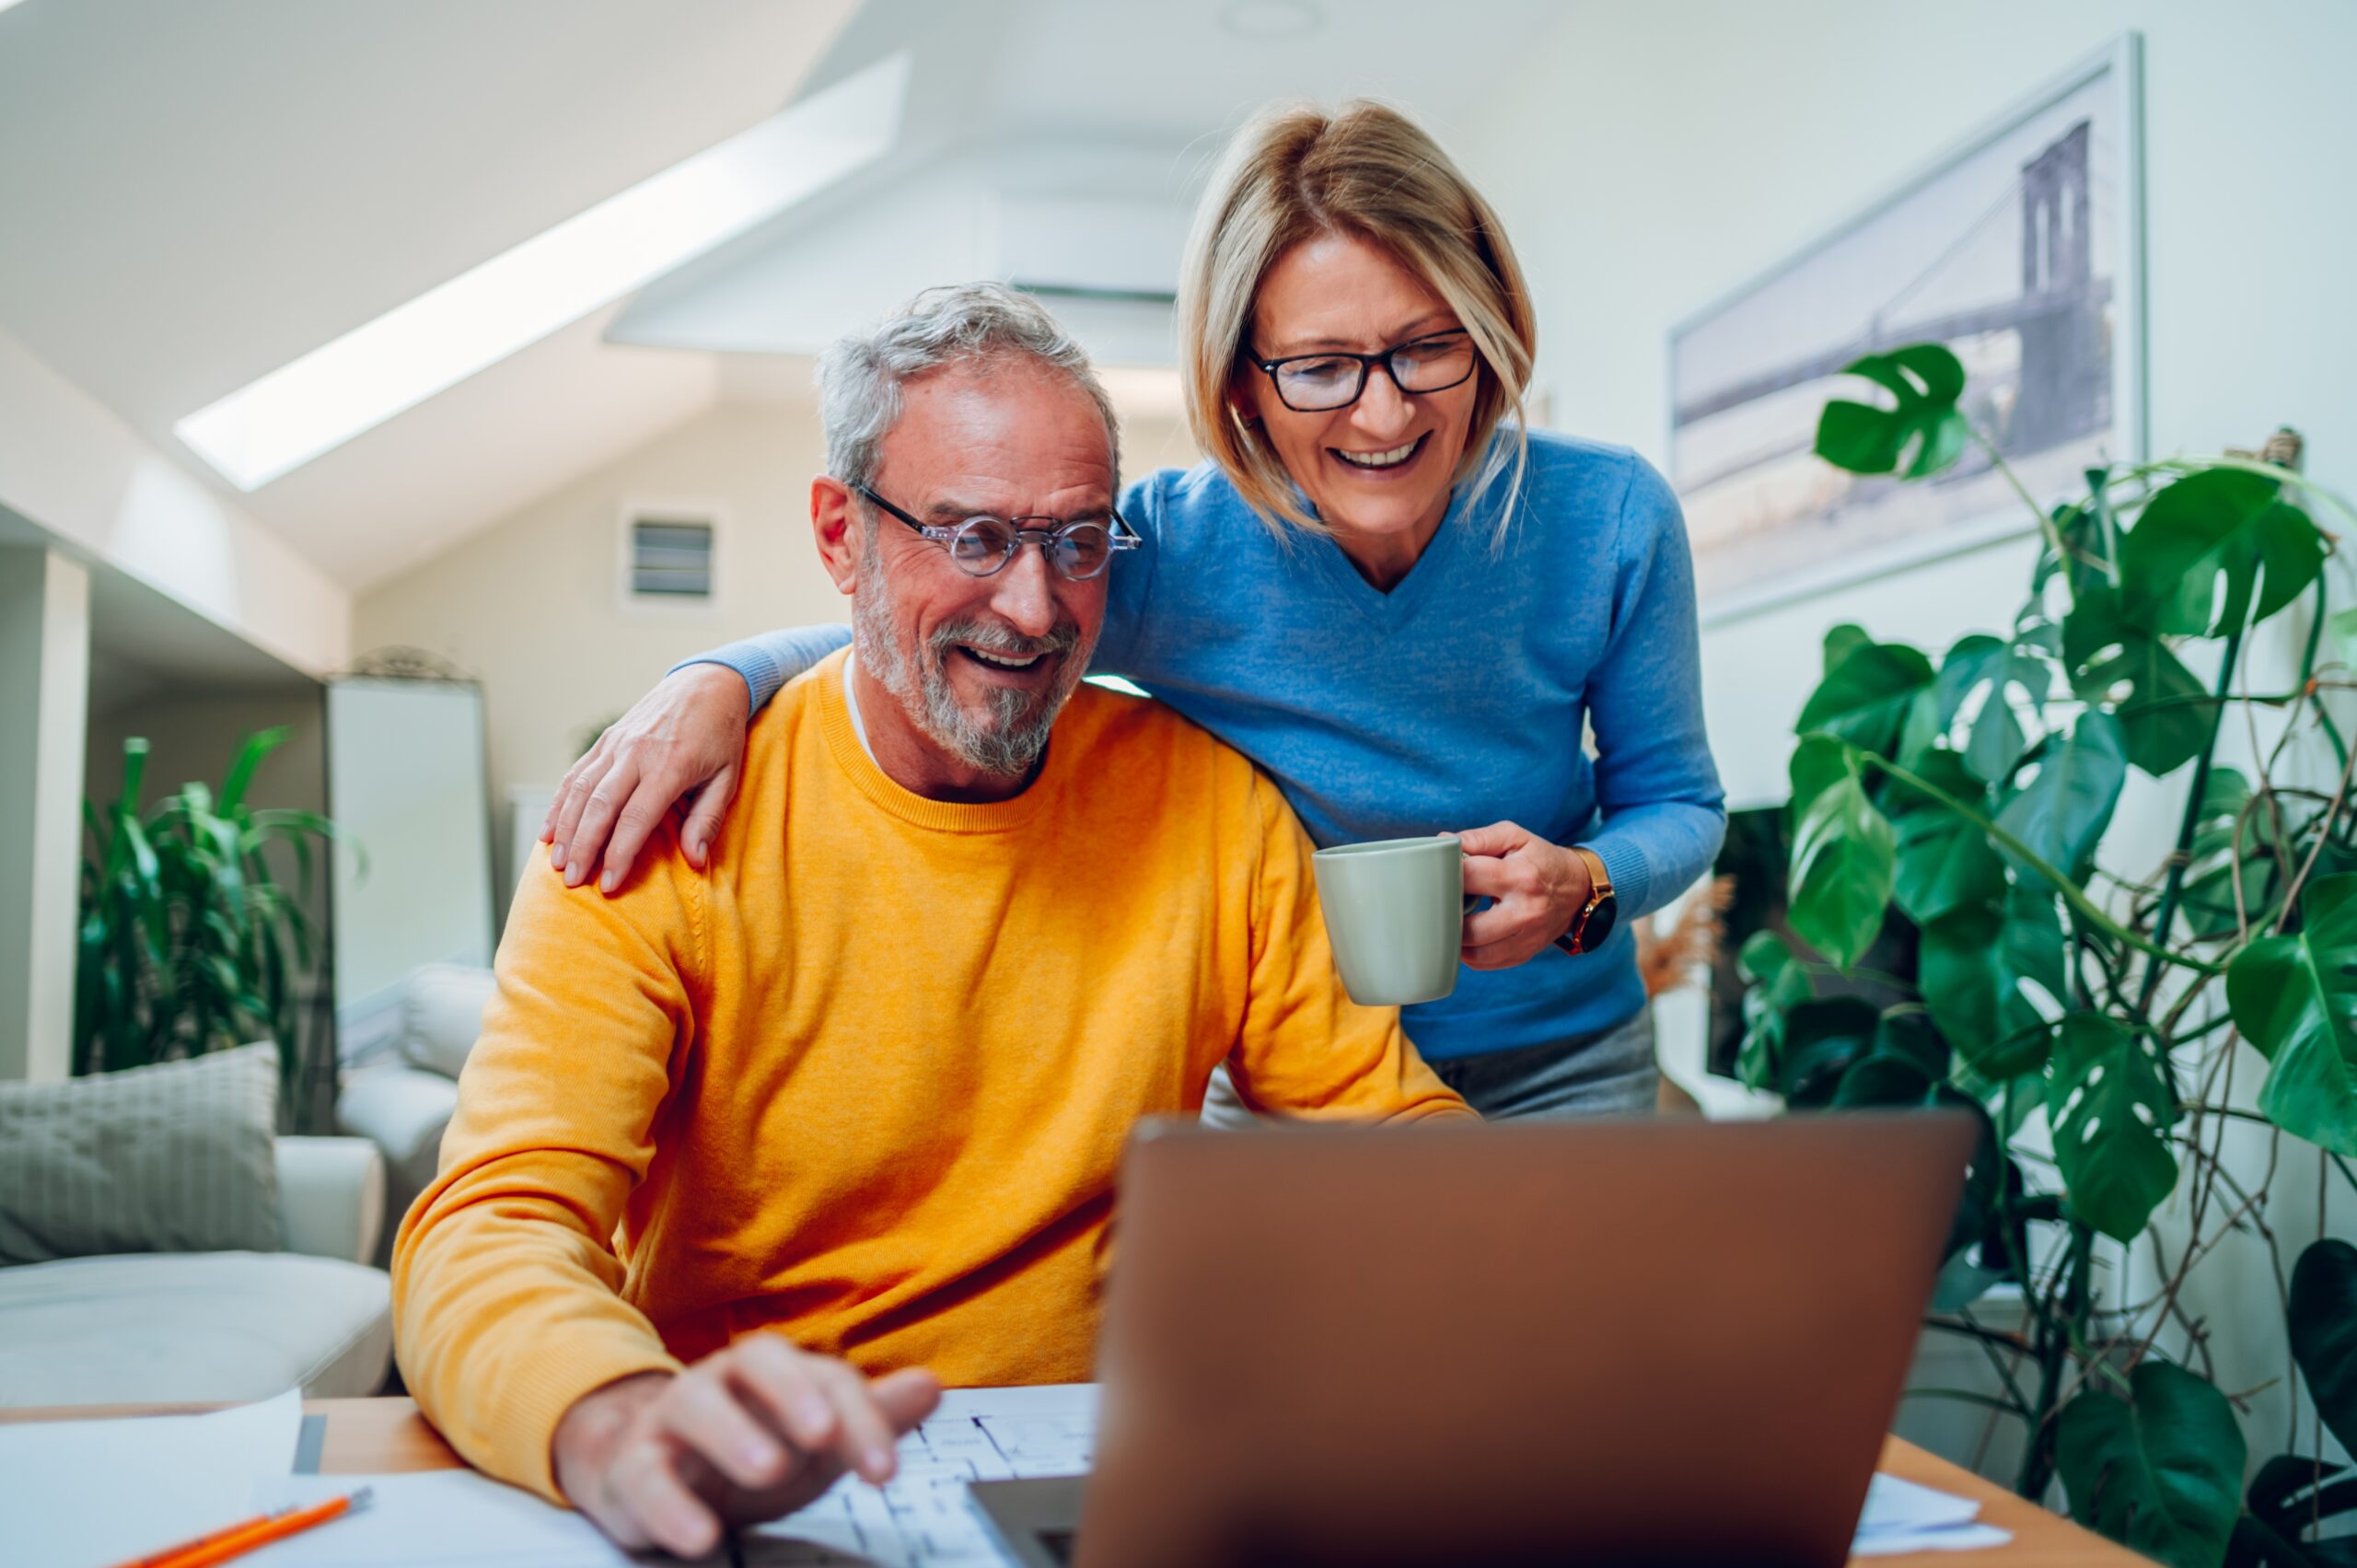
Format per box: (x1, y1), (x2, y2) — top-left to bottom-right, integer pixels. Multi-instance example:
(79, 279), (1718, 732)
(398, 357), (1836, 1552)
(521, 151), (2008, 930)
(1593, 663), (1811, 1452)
(545, 101), (1724, 1118)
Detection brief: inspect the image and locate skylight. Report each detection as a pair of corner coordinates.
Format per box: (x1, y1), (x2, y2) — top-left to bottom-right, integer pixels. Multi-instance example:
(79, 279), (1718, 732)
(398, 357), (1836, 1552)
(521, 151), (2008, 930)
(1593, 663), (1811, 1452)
(176, 53), (910, 491)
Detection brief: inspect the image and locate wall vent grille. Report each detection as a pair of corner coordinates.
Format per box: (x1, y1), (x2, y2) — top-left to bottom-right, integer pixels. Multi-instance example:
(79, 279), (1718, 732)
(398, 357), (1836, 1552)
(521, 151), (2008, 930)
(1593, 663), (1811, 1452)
(628, 517), (714, 599)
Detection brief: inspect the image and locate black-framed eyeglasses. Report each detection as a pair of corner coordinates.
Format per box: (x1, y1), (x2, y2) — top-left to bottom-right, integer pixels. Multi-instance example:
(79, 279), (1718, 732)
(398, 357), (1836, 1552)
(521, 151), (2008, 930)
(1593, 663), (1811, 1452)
(1248, 328), (1479, 412)
(857, 485), (1141, 581)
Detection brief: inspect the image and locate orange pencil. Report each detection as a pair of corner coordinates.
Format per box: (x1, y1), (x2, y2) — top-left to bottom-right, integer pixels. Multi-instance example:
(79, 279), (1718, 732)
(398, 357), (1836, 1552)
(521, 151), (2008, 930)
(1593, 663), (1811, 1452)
(111, 1511), (294, 1568)
(152, 1488), (373, 1568)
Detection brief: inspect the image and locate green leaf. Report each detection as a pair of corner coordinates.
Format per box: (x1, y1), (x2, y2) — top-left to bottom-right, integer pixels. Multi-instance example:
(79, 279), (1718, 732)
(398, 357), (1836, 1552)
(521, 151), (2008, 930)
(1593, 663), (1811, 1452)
(2064, 587), (2214, 778)
(1736, 931), (1814, 1092)
(1777, 996), (1881, 1107)
(217, 726), (289, 815)
(1823, 622), (1871, 678)
(1995, 713), (2128, 881)
(2227, 1510), (2357, 1567)
(1887, 750), (2006, 925)
(1928, 1088), (2042, 1309)
(2330, 607), (2357, 670)
(1787, 764), (1897, 972)
(117, 737), (149, 815)
(2048, 1015), (2179, 1241)
(1787, 733), (1852, 825)
(2290, 1239), (2357, 1457)
(2056, 1361), (2246, 1568)
(1797, 641), (1937, 759)
(1816, 345), (1971, 479)
(2247, 1454), (2350, 1531)
(2227, 874), (2357, 1155)
(1831, 1011), (1948, 1109)
(2182, 768), (2289, 938)
(1935, 633), (2053, 784)
(1918, 891), (2063, 1077)
(2119, 469), (2328, 637)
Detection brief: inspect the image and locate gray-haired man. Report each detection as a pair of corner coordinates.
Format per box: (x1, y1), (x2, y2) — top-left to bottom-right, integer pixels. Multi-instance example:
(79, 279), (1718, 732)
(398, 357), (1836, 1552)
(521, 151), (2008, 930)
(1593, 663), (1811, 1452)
(390, 284), (1471, 1557)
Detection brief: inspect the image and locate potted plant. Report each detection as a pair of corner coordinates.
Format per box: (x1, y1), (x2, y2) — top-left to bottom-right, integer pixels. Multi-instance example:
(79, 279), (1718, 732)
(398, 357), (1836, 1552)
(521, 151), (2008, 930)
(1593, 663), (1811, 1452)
(1736, 343), (2357, 1567)
(76, 726), (353, 1129)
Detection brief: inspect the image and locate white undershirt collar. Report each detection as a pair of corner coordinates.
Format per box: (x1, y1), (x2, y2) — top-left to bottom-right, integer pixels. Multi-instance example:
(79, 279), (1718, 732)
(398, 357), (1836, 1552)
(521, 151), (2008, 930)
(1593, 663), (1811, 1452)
(841, 649), (876, 761)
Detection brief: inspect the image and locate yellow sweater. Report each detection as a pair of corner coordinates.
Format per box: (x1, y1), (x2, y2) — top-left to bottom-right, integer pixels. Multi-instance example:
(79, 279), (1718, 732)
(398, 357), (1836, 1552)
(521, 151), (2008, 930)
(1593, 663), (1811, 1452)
(393, 652), (1470, 1500)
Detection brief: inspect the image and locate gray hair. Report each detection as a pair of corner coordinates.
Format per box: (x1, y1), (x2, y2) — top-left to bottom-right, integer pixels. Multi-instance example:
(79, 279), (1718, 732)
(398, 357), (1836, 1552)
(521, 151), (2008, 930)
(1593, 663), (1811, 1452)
(817, 282), (1121, 499)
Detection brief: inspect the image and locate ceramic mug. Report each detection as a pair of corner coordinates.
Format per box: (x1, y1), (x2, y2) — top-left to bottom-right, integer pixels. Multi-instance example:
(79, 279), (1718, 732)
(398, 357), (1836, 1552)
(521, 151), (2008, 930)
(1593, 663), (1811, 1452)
(1309, 834), (1468, 1007)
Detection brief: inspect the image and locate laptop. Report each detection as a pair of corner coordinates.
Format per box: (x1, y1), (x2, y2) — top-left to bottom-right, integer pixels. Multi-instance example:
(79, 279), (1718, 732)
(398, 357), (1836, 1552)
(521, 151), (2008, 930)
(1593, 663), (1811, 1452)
(970, 1110), (1974, 1568)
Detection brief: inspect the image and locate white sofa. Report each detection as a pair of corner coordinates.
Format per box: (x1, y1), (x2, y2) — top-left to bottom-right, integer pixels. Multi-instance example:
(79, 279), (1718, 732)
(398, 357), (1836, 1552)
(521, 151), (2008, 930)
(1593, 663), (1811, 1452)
(0, 1134), (394, 1406)
(334, 963), (488, 1265)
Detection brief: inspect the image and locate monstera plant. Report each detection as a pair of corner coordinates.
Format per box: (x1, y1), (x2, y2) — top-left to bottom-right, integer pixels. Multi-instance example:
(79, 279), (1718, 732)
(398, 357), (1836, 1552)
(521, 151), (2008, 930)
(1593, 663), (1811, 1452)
(1736, 343), (2357, 1567)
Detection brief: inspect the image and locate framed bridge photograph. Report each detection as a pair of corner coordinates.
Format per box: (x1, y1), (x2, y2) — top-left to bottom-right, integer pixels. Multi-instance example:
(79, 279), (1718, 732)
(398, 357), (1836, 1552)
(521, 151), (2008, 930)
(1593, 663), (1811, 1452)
(1671, 35), (2145, 621)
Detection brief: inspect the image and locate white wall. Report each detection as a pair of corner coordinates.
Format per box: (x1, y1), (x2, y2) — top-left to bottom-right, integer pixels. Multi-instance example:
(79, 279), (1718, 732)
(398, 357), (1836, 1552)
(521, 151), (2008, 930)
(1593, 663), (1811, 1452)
(354, 395), (1198, 904)
(0, 548), (89, 1080)
(1452, 0), (2355, 1479)
(0, 329), (350, 678)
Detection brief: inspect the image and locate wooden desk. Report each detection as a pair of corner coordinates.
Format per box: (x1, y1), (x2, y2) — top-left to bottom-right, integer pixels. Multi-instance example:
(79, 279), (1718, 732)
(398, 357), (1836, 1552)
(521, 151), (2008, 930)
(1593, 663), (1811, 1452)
(3, 1399), (2149, 1565)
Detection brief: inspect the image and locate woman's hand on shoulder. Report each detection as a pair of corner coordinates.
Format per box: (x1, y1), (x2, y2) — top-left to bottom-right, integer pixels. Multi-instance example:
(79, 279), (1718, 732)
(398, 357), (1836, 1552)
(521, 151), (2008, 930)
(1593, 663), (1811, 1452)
(1454, 820), (1590, 970)
(545, 664), (750, 893)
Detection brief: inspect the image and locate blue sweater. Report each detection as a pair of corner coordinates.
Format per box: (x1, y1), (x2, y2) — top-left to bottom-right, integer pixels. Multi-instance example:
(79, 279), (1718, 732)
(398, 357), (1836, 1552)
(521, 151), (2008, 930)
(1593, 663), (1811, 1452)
(696, 430), (1724, 1062)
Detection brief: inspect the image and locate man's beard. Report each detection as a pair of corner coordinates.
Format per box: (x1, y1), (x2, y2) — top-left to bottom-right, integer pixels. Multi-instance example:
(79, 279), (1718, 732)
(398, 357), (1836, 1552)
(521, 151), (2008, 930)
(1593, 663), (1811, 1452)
(853, 534), (1090, 777)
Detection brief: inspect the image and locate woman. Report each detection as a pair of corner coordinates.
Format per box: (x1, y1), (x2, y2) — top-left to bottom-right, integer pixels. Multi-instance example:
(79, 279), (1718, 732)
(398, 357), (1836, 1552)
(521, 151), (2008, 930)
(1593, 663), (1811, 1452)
(546, 100), (1724, 1119)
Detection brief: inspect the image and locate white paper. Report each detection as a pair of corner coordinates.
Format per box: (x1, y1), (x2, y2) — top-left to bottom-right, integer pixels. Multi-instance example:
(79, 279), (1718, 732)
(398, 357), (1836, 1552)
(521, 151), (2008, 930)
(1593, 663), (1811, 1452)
(247, 1471), (633, 1567)
(0, 1388), (303, 1568)
(1852, 1521), (2016, 1555)
(250, 1386), (1102, 1568)
(1855, 1473), (1986, 1536)
(1851, 1472), (2013, 1556)
(230, 1393), (2019, 1567)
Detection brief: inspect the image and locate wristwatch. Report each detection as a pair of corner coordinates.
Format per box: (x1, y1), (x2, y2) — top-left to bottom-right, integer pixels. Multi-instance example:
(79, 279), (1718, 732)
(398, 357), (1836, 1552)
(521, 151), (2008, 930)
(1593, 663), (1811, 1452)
(1552, 845), (1618, 956)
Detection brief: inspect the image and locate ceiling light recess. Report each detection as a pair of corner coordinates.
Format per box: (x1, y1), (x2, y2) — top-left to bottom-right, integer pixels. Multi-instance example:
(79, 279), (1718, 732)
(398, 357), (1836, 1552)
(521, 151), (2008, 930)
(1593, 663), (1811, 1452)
(176, 53), (910, 492)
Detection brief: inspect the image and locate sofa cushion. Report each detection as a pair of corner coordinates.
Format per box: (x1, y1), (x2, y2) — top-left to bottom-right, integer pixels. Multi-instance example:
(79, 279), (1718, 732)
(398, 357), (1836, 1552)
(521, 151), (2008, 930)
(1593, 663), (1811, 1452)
(397, 964), (496, 1080)
(0, 1251), (392, 1406)
(0, 1044), (280, 1266)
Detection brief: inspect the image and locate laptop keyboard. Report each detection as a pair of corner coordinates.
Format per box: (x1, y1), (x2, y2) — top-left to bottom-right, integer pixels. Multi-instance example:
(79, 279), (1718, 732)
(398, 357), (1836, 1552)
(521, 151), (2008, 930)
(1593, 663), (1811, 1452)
(740, 1387), (1097, 1567)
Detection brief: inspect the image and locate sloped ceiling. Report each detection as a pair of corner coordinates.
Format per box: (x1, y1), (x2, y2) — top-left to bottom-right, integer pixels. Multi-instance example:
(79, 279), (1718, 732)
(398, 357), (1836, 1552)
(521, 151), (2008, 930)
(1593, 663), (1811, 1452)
(0, 0), (857, 590)
(0, 0), (1558, 595)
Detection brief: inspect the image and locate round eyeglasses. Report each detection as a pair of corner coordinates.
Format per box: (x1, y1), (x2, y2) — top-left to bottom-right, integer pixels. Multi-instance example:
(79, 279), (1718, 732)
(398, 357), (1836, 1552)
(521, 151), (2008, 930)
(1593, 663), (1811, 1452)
(1249, 328), (1479, 413)
(857, 485), (1142, 581)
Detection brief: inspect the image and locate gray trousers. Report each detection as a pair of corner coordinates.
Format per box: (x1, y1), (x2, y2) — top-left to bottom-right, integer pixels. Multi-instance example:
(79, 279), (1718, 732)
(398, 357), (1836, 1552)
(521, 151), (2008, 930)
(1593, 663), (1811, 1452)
(1202, 1007), (1658, 1125)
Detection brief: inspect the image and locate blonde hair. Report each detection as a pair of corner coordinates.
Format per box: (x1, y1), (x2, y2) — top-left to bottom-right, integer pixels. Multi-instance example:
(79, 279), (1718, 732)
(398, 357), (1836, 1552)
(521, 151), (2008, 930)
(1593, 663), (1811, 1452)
(1177, 100), (1538, 547)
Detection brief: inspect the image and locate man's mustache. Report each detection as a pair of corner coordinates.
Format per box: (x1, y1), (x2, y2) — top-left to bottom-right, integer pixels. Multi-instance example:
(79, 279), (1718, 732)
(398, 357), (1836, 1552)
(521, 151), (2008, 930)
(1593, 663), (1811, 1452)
(927, 619), (1083, 662)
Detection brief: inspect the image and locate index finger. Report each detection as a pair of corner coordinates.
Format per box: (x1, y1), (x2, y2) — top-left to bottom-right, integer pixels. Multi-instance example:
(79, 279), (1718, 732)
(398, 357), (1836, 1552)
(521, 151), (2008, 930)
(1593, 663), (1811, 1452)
(562, 755), (644, 889)
(1458, 901), (1533, 951)
(543, 747), (601, 843)
(548, 749), (617, 870)
(728, 1341), (900, 1484)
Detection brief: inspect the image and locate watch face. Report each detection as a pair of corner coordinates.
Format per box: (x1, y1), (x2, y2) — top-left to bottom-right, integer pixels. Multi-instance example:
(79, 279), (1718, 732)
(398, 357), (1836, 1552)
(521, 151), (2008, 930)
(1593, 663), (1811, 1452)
(1581, 895), (1618, 951)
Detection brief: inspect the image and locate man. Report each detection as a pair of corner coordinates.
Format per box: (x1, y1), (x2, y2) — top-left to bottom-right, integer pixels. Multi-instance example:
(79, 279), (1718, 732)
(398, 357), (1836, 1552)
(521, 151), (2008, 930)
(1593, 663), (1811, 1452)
(392, 284), (1471, 1558)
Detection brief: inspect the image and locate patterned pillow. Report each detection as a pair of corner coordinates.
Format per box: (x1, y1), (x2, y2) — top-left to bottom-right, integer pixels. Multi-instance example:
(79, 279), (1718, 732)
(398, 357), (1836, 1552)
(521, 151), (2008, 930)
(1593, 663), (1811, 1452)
(0, 1043), (281, 1265)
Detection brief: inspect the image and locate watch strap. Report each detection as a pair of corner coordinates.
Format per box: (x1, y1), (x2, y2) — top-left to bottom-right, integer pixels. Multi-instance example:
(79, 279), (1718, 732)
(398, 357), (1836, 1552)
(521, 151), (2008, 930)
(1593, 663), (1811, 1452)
(1553, 845), (1616, 956)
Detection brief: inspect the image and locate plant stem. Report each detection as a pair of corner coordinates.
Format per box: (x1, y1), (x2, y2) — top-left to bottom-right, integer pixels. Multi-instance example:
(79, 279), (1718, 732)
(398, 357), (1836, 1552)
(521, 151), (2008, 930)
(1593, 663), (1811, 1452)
(1906, 1388), (2032, 1418)
(2136, 454), (2357, 533)
(2016, 1222), (2097, 1501)
(1971, 426), (2076, 609)
(1852, 750), (2222, 973)
(2301, 575), (2350, 770)
(2132, 627), (2247, 1019)
(1948, 1307), (2038, 1415)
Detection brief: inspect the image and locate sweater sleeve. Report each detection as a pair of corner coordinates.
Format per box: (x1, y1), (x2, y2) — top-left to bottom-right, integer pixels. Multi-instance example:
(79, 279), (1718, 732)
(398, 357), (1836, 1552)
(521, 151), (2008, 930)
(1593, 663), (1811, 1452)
(1224, 772), (1476, 1122)
(673, 623), (853, 714)
(390, 850), (704, 1504)
(1086, 470), (1163, 679)
(1580, 456), (1728, 920)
